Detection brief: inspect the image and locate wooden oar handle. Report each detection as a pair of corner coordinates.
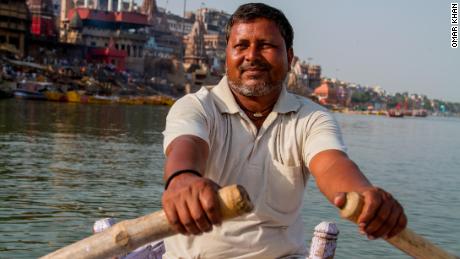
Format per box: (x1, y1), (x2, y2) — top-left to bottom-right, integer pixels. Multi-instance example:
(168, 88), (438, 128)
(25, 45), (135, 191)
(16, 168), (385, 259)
(41, 184), (253, 259)
(339, 192), (458, 259)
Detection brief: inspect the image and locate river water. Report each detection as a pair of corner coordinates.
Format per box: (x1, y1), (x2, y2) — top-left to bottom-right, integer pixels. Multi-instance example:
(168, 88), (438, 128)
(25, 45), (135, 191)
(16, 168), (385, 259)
(0, 99), (458, 258)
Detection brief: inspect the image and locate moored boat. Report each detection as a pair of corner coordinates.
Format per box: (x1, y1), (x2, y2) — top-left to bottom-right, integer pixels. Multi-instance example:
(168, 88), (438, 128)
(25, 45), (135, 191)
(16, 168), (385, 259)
(387, 109), (404, 118)
(119, 96), (145, 105)
(413, 109), (428, 117)
(13, 81), (51, 100)
(66, 90), (89, 103)
(144, 95), (175, 106)
(88, 95), (119, 104)
(44, 91), (67, 102)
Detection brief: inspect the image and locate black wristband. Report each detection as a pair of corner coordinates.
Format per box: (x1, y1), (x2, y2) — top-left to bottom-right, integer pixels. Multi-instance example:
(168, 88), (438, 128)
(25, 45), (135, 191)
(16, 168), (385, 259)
(164, 169), (201, 190)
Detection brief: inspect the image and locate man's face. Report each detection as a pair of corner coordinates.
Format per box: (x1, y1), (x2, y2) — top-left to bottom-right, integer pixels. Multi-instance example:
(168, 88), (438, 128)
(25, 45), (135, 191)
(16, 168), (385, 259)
(226, 18), (293, 97)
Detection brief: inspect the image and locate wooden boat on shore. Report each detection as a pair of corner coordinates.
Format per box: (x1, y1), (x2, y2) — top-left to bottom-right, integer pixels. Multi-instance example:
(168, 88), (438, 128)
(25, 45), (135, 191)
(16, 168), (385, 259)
(118, 96), (145, 105)
(13, 81), (51, 100)
(144, 95), (175, 106)
(66, 90), (89, 103)
(88, 95), (119, 104)
(44, 88), (67, 102)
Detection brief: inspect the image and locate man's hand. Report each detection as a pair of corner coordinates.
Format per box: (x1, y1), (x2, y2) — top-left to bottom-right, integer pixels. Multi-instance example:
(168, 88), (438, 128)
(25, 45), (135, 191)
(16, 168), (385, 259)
(334, 187), (407, 239)
(162, 173), (222, 236)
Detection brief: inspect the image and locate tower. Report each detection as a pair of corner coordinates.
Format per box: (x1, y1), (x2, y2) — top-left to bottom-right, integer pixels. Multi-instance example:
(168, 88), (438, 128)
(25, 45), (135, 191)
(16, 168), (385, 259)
(184, 12), (207, 65)
(141, 0), (157, 24)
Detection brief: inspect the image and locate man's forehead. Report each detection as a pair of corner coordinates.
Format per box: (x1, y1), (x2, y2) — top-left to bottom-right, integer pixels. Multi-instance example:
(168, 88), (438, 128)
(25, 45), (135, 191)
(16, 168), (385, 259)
(229, 18), (281, 39)
(231, 18), (278, 29)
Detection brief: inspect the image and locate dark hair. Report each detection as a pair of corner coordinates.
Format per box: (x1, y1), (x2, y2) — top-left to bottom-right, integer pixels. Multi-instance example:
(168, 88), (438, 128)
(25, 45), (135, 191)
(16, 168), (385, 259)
(225, 3), (294, 49)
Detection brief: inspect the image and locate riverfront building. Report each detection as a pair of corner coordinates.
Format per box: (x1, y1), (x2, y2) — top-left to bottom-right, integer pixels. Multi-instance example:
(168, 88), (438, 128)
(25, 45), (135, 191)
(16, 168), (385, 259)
(60, 0), (149, 72)
(0, 0), (29, 57)
(27, 0), (58, 39)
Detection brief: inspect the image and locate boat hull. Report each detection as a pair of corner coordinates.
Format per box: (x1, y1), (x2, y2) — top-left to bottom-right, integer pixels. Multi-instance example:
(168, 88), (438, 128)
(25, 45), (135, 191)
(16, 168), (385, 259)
(13, 90), (46, 100)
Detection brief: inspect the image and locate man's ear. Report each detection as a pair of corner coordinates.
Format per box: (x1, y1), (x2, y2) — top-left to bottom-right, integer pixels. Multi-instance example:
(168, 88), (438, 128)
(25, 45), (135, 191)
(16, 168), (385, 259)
(287, 48), (294, 71)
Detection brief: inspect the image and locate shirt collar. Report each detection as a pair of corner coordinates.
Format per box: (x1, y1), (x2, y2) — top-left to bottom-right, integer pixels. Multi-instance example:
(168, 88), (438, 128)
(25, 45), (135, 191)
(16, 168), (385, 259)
(211, 76), (301, 115)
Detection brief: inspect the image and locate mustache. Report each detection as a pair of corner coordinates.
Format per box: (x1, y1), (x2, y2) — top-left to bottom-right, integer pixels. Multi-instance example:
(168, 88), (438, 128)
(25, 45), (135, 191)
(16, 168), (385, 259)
(238, 60), (272, 71)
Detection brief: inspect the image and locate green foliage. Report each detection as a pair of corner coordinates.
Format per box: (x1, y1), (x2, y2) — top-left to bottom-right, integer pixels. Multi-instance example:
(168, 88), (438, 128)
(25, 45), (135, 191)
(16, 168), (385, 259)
(351, 91), (371, 103)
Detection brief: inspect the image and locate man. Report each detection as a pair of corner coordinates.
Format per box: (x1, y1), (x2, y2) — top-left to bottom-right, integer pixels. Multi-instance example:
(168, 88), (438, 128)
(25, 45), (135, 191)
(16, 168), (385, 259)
(161, 3), (406, 258)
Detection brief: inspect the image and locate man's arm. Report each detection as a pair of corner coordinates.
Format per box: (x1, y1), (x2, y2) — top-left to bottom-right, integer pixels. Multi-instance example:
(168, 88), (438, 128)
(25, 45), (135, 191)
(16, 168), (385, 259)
(162, 135), (222, 236)
(309, 149), (407, 239)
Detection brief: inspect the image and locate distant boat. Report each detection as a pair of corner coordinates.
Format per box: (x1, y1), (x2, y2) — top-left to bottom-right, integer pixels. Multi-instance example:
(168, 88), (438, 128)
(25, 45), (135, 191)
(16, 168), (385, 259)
(403, 110), (413, 116)
(66, 90), (89, 103)
(387, 109), (404, 118)
(13, 81), (51, 100)
(44, 90), (67, 102)
(413, 109), (428, 117)
(88, 95), (119, 104)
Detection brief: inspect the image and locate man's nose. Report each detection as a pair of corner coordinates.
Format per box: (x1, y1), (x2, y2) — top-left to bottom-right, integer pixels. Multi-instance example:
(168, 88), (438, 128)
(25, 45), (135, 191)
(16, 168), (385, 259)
(244, 45), (260, 62)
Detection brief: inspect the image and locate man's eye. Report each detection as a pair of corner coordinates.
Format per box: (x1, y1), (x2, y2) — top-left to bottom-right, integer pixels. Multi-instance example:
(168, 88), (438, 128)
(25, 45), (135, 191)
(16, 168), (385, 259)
(234, 44), (247, 50)
(261, 43), (274, 49)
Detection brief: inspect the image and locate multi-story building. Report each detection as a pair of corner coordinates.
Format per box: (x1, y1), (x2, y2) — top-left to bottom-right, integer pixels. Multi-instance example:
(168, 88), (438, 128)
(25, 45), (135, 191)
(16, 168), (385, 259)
(164, 12), (193, 36)
(27, 0), (58, 39)
(140, 1), (186, 59)
(0, 0), (29, 56)
(61, 1), (149, 72)
(198, 8), (230, 35)
(306, 64), (321, 89)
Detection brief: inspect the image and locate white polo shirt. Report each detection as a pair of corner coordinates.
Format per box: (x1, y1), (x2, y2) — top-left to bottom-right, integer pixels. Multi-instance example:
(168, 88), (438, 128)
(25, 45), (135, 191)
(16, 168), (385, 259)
(162, 76), (346, 258)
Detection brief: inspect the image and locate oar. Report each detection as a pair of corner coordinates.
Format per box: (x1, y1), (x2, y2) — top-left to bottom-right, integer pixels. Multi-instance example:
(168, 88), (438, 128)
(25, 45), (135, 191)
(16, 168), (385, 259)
(41, 184), (253, 259)
(339, 192), (459, 259)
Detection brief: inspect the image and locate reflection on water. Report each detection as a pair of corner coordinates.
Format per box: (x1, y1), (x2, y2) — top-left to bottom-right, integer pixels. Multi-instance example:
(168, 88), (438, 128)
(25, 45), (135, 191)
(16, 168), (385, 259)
(0, 99), (459, 258)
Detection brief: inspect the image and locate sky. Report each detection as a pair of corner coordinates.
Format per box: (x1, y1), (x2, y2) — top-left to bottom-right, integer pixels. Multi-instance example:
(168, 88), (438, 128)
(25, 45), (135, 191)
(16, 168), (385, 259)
(140, 0), (460, 102)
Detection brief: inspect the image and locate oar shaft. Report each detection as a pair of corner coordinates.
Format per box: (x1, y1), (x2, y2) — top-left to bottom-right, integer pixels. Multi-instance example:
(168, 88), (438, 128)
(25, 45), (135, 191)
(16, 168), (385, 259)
(339, 192), (458, 259)
(387, 228), (458, 259)
(41, 184), (253, 259)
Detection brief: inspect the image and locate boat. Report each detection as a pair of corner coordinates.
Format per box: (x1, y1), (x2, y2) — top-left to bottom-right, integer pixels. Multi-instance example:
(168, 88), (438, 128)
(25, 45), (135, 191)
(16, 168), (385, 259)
(66, 90), (89, 103)
(144, 95), (175, 106)
(44, 85), (67, 102)
(13, 81), (51, 100)
(118, 96), (145, 105)
(387, 109), (404, 118)
(88, 95), (119, 104)
(44, 90), (67, 102)
(413, 109), (428, 117)
(90, 218), (338, 259)
(403, 110), (413, 116)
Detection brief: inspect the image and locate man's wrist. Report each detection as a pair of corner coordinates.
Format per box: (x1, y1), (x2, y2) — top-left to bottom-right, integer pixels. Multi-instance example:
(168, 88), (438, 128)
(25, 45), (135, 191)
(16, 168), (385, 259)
(164, 169), (202, 190)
